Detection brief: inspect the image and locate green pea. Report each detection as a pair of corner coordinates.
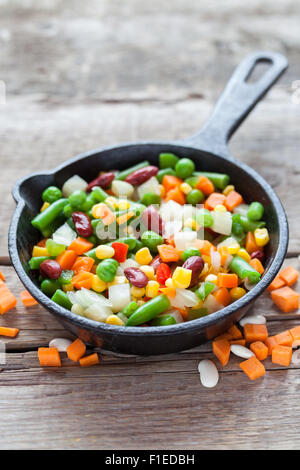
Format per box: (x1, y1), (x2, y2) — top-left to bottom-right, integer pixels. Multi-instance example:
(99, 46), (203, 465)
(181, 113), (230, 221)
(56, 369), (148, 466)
(42, 186), (62, 204)
(63, 204), (73, 218)
(186, 189), (204, 205)
(195, 208), (213, 228)
(51, 289), (72, 310)
(159, 153), (179, 169)
(141, 230), (164, 252)
(181, 247), (201, 262)
(68, 190), (86, 209)
(247, 202), (264, 221)
(41, 279), (61, 297)
(156, 168), (176, 183)
(96, 258), (119, 282)
(46, 239), (66, 257)
(175, 158), (195, 179)
(140, 192), (161, 206)
(122, 301), (139, 318)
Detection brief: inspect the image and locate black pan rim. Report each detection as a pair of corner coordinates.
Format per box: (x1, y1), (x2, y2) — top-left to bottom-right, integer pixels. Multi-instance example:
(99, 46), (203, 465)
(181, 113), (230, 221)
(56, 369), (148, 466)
(8, 140), (289, 337)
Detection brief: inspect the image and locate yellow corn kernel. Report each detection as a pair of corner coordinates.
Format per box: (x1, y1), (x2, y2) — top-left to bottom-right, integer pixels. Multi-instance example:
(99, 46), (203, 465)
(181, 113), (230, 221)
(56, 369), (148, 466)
(222, 185), (235, 196)
(62, 284), (74, 293)
(214, 204), (227, 212)
(140, 265), (155, 280)
(116, 199), (130, 210)
(180, 182), (192, 195)
(159, 185), (165, 198)
(184, 218), (199, 231)
(40, 202), (50, 212)
(205, 274), (218, 284)
(106, 315), (125, 326)
(145, 280), (160, 298)
(172, 267), (192, 289)
(108, 275), (128, 287)
(91, 274), (107, 293)
(135, 247), (153, 265)
(254, 228), (269, 247)
(105, 196), (118, 209)
(95, 245), (115, 260)
(227, 242), (240, 255)
(32, 246), (49, 257)
(137, 300), (146, 307)
(230, 287), (246, 301)
(131, 286), (146, 298)
(237, 248), (251, 262)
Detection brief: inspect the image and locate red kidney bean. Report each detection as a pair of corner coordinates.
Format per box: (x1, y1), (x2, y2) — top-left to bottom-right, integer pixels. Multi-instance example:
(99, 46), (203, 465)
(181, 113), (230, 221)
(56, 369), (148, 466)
(124, 267), (149, 288)
(141, 205), (164, 235)
(72, 211), (93, 237)
(40, 260), (62, 279)
(125, 166), (158, 185)
(250, 250), (264, 262)
(86, 172), (115, 192)
(182, 256), (204, 287)
(150, 255), (162, 272)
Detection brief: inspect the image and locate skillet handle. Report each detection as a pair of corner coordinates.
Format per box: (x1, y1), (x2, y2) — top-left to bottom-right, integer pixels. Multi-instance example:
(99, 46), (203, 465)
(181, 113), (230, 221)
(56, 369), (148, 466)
(183, 51), (288, 158)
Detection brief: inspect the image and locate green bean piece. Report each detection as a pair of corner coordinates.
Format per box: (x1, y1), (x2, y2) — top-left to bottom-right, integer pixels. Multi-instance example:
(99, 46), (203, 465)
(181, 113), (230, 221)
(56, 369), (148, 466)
(40, 212), (66, 238)
(51, 289), (72, 310)
(32, 198), (68, 232)
(58, 270), (74, 286)
(63, 204), (73, 218)
(187, 308), (209, 321)
(150, 314), (176, 326)
(122, 301), (139, 317)
(158, 153), (179, 169)
(42, 186), (62, 204)
(46, 239), (66, 257)
(87, 234), (98, 245)
(181, 247), (201, 262)
(96, 258), (119, 283)
(68, 190), (86, 209)
(239, 216), (266, 233)
(29, 256), (51, 270)
(175, 158), (195, 179)
(141, 230), (164, 252)
(156, 168), (176, 183)
(186, 189), (204, 205)
(192, 172), (230, 190)
(195, 208), (213, 228)
(229, 255), (261, 284)
(247, 202), (264, 221)
(140, 192), (161, 206)
(125, 295), (171, 326)
(116, 161), (150, 181)
(195, 281), (216, 301)
(82, 193), (96, 212)
(90, 186), (109, 203)
(41, 279), (61, 297)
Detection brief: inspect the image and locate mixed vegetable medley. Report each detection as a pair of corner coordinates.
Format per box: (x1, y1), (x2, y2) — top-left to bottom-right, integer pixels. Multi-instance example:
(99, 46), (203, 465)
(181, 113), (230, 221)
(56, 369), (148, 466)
(29, 153), (270, 327)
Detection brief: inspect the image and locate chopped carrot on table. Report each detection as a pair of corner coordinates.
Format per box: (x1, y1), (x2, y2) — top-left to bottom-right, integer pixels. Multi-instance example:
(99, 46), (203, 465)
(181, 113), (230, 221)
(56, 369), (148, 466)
(227, 324), (243, 340)
(0, 326), (19, 338)
(264, 336), (278, 355)
(212, 339), (231, 366)
(0, 280), (17, 315)
(243, 323), (268, 343)
(289, 325), (300, 342)
(278, 266), (299, 287)
(20, 290), (38, 307)
(267, 276), (285, 292)
(0, 270), (5, 281)
(271, 286), (300, 313)
(272, 345), (292, 367)
(239, 356), (265, 381)
(79, 353), (100, 367)
(274, 330), (293, 347)
(250, 341), (268, 361)
(66, 338), (86, 362)
(38, 347), (61, 367)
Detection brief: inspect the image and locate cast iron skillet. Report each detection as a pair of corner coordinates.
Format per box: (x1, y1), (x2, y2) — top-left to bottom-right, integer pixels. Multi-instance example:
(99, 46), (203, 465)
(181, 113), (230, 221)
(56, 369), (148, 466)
(9, 51), (289, 355)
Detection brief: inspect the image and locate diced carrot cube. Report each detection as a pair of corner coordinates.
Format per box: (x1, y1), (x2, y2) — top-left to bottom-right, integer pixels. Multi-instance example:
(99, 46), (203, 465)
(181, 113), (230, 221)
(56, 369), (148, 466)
(38, 347), (61, 367)
(289, 325), (300, 342)
(249, 258), (264, 275)
(267, 276), (285, 292)
(250, 341), (268, 361)
(271, 286), (300, 313)
(272, 345), (292, 367)
(264, 336), (278, 355)
(274, 330), (293, 347)
(213, 287), (231, 307)
(243, 323), (268, 343)
(230, 339), (246, 346)
(239, 356), (265, 380)
(66, 338), (86, 362)
(279, 266), (299, 287)
(225, 191), (243, 212)
(204, 193), (226, 211)
(212, 339), (231, 366)
(227, 324), (243, 340)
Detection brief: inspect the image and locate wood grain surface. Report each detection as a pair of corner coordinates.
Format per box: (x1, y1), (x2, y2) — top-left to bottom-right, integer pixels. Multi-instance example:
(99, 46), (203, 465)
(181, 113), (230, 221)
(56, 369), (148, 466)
(0, 0), (300, 450)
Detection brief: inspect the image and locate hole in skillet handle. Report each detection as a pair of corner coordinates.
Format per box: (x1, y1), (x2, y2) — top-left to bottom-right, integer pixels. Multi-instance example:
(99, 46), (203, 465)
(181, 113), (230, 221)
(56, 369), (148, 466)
(245, 58), (273, 84)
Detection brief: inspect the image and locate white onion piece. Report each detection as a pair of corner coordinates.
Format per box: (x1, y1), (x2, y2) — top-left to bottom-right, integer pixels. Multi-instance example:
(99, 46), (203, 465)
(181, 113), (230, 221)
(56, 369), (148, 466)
(244, 277), (257, 291)
(68, 288), (112, 309)
(109, 284), (131, 313)
(111, 180), (134, 198)
(120, 259), (140, 270)
(84, 303), (112, 322)
(217, 236), (238, 250)
(166, 309), (184, 324)
(224, 253), (233, 269)
(233, 203), (249, 217)
(170, 288), (199, 309)
(160, 200), (183, 222)
(174, 231), (197, 251)
(198, 360), (219, 388)
(230, 344), (254, 359)
(210, 247), (221, 272)
(137, 176), (161, 199)
(62, 175), (88, 197)
(182, 204), (196, 221)
(212, 211), (232, 235)
(163, 219), (182, 239)
(292, 350), (300, 364)
(202, 294), (223, 314)
(49, 338), (72, 352)
(239, 314), (266, 327)
(52, 223), (77, 246)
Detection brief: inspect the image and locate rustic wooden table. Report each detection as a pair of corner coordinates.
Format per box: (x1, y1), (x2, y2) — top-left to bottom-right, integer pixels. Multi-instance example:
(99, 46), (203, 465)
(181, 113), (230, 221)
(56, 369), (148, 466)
(0, 0), (300, 450)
